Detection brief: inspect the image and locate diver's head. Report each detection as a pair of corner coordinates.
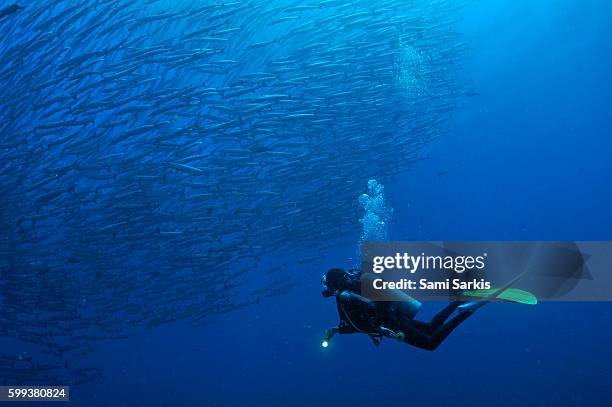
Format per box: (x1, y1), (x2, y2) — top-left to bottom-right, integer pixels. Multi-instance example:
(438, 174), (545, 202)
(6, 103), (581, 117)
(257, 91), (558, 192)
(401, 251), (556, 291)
(321, 268), (360, 297)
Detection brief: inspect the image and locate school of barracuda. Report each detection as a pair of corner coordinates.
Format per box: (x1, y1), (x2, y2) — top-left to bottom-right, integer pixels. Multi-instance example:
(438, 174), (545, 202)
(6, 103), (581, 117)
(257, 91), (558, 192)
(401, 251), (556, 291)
(0, 0), (469, 383)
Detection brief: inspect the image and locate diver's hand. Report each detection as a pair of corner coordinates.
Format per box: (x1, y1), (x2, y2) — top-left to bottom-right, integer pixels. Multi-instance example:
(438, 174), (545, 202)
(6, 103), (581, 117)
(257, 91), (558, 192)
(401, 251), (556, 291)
(321, 327), (339, 348)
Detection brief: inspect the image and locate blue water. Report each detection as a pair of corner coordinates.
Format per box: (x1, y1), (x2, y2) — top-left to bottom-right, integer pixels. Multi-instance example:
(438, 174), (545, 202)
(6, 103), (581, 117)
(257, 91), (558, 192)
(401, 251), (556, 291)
(4, 0), (612, 405)
(75, 1), (612, 406)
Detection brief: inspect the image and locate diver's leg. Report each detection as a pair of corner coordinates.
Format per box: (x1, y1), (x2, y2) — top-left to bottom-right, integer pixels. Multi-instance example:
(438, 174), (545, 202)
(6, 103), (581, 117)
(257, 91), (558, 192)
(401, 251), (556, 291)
(395, 319), (436, 347)
(393, 301), (462, 336)
(410, 320), (433, 334)
(392, 303), (473, 351)
(395, 310), (474, 351)
(425, 311), (473, 350)
(394, 302), (461, 335)
(429, 301), (463, 329)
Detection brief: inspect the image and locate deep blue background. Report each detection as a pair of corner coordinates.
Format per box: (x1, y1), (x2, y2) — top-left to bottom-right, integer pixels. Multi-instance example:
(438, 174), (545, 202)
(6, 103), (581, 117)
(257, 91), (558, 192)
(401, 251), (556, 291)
(73, 1), (612, 405)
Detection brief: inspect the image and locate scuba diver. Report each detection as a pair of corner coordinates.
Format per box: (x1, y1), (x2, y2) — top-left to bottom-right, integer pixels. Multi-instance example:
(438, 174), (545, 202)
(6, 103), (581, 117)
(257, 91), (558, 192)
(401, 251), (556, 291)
(321, 268), (532, 351)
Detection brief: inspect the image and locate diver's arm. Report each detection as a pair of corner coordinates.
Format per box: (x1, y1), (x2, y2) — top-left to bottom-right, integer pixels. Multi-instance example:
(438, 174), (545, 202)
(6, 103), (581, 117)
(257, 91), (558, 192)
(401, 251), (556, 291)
(337, 321), (357, 334)
(324, 321), (356, 340)
(324, 327), (339, 340)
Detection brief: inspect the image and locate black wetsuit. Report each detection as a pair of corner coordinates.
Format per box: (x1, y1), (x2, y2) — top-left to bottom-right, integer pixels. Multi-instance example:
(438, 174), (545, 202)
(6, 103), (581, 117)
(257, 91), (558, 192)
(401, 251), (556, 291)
(335, 291), (473, 351)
